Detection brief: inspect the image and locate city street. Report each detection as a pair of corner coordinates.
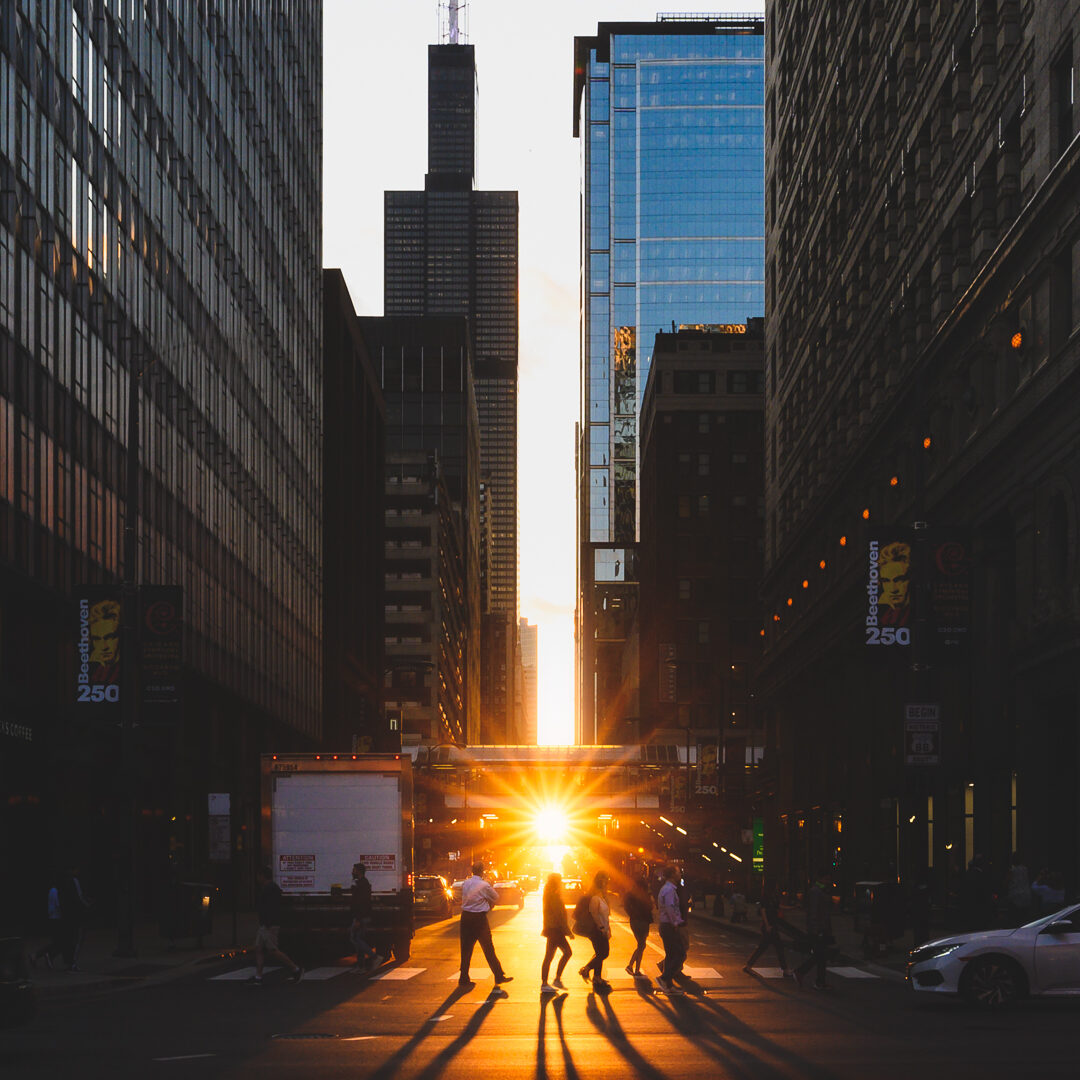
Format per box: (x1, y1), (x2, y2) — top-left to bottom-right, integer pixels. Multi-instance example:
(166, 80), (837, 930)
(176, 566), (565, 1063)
(6, 894), (1079, 1079)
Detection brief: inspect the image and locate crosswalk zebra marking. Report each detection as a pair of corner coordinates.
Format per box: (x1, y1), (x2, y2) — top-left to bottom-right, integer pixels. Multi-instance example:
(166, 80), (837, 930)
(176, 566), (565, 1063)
(209, 966), (280, 981)
(371, 967), (426, 981)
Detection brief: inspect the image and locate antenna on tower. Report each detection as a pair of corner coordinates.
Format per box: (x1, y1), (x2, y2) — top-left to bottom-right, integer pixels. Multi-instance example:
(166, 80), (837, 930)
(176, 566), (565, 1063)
(438, 0), (468, 44)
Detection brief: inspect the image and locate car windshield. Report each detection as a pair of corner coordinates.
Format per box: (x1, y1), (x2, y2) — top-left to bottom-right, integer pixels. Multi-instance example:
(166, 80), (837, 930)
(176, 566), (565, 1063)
(1019, 903), (1080, 930)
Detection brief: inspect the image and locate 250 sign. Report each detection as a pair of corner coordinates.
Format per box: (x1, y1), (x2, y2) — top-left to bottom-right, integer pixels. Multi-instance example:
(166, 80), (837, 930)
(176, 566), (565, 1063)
(77, 683), (120, 703)
(865, 626), (911, 646)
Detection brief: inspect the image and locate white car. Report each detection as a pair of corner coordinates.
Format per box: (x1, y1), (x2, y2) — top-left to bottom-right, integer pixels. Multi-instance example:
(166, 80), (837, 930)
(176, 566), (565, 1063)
(907, 903), (1080, 1007)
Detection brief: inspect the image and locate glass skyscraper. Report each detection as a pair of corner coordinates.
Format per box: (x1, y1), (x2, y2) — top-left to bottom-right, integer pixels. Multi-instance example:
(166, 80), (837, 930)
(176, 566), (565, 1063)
(573, 16), (764, 743)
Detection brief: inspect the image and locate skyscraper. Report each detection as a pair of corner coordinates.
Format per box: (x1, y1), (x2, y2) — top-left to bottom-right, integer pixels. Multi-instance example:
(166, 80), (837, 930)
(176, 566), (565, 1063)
(385, 43), (519, 622)
(519, 617), (538, 745)
(573, 16), (765, 744)
(0, 4), (322, 920)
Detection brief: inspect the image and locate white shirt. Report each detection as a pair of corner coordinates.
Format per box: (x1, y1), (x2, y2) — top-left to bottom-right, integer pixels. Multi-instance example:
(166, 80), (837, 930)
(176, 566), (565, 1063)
(460, 875), (499, 913)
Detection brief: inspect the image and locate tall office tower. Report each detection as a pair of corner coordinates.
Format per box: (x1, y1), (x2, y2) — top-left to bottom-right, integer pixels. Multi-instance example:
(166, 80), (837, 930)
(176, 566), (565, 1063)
(519, 617), (539, 745)
(324, 271), (384, 753)
(358, 317), (482, 746)
(762, 3), (1080, 894)
(573, 16), (765, 744)
(0, 5), (321, 919)
(638, 322), (764, 817)
(385, 44), (519, 622)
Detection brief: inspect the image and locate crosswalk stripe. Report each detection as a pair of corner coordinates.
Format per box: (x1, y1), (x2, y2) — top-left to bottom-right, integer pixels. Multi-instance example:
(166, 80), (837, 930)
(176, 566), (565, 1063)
(828, 966), (879, 979)
(446, 969), (494, 981)
(371, 967), (426, 981)
(209, 966), (280, 981)
(752, 967), (787, 978)
(300, 966), (352, 980)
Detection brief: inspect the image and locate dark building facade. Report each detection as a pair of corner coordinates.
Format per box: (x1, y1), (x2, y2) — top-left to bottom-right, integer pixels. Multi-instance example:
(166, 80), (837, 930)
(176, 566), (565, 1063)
(323, 270), (384, 753)
(384, 43), (519, 624)
(762, 2), (1080, 899)
(573, 17), (765, 745)
(639, 323), (765, 826)
(358, 316), (482, 745)
(383, 451), (470, 748)
(0, 4), (322, 926)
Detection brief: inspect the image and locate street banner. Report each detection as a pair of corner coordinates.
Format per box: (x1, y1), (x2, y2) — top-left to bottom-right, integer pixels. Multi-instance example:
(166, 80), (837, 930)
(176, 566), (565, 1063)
(928, 536), (970, 654)
(695, 743), (718, 796)
(140, 586), (183, 707)
(76, 585), (123, 708)
(864, 533), (913, 648)
(658, 643), (677, 702)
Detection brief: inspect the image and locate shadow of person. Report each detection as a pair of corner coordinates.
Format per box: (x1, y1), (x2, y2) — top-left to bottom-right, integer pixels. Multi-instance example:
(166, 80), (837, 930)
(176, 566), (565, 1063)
(536, 988), (561, 1080)
(583, 990), (672, 1080)
(642, 987), (836, 1080)
(552, 992), (582, 1080)
(412, 993), (502, 1080)
(368, 984), (478, 1080)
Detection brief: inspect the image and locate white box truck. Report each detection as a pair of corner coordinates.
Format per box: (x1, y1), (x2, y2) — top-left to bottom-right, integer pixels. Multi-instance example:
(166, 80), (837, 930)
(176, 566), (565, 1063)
(260, 753), (414, 960)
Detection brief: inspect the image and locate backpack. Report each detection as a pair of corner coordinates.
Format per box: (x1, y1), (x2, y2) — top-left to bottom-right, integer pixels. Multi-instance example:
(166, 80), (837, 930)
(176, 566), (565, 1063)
(572, 893), (596, 936)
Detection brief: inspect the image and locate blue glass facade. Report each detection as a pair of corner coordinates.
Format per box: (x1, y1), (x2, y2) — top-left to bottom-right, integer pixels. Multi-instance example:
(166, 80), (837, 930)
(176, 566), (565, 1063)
(574, 18), (764, 743)
(580, 27), (764, 546)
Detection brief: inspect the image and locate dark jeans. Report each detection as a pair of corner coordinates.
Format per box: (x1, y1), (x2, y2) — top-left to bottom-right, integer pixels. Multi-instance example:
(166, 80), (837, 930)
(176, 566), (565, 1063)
(459, 910), (506, 982)
(795, 931), (832, 985)
(746, 927), (788, 969)
(350, 917), (375, 962)
(628, 918), (650, 970)
(541, 932), (572, 982)
(580, 930), (610, 981)
(659, 922), (686, 981)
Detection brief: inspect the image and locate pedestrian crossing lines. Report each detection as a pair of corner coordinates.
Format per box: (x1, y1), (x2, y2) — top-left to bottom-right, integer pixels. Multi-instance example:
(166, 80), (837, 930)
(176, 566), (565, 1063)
(209, 965), (426, 983)
(751, 966), (880, 979)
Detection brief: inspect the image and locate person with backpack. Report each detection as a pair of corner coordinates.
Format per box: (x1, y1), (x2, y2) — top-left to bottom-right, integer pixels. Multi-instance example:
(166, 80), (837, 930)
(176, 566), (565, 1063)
(540, 873), (574, 993)
(623, 869), (655, 977)
(32, 878), (63, 969)
(575, 871), (612, 992)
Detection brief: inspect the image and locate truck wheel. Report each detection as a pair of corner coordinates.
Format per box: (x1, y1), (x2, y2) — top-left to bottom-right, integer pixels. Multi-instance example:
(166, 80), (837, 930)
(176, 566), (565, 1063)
(391, 935), (411, 962)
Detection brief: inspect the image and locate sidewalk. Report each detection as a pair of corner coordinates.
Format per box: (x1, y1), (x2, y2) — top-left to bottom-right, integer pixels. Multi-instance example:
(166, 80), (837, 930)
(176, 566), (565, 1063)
(24, 910), (258, 1002)
(693, 902), (915, 978)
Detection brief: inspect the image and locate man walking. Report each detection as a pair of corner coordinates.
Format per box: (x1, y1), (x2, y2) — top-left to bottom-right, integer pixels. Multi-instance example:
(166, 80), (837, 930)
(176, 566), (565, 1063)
(252, 865), (304, 986)
(656, 866), (686, 995)
(794, 869), (834, 991)
(458, 862), (513, 995)
(349, 863), (382, 970)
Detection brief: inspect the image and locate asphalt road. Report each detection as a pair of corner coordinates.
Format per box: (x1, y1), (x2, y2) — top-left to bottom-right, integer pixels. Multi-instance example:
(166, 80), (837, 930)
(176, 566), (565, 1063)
(6, 893), (1079, 1079)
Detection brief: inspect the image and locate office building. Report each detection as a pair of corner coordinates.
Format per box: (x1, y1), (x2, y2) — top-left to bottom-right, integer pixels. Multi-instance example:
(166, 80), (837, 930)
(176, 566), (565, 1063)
(520, 617), (538, 745)
(385, 43), (519, 621)
(761, 2), (1080, 894)
(573, 16), (765, 743)
(384, 451), (470, 748)
(0, 4), (322, 924)
(323, 270), (384, 752)
(639, 322), (764, 820)
(359, 316), (482, 744)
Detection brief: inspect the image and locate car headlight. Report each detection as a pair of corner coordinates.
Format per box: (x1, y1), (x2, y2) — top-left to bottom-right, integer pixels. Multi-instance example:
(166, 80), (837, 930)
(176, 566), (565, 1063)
(909, 942), (962, 964)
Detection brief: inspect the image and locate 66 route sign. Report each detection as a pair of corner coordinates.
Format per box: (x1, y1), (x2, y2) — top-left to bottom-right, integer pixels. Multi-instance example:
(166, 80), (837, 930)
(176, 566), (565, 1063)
(905, 703), (941, 765)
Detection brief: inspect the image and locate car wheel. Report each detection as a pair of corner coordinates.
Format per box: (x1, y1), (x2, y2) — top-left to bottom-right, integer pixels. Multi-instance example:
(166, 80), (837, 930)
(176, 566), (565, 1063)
(961, 955), (1025, 1008)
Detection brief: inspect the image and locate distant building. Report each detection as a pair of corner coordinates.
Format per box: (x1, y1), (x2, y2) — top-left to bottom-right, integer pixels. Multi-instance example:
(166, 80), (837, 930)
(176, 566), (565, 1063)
(639, 322), (764, 819)
(762, 2), (1080, 894)
(520, 618), (539, 745)
(385, 43), (519, 622)
(323, 271), (385, 752)
(573, 15), (765, 744)
(384, 452), (469, 747)
(358, 317), (482, 745)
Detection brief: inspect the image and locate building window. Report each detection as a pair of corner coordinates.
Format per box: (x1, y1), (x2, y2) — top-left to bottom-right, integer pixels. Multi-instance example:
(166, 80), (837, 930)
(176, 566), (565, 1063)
(697, 621), (710, 645)
(698, 413), (709, 434)
(697, 494), (709, 516)
(678, 495), (691, 519)
(697, 453), (709, 476)
(1052, 41), (1074, 160)
(678, 578), (691, 601)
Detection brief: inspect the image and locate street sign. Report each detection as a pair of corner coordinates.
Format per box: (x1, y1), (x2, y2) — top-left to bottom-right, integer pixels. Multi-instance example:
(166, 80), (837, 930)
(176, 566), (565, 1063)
(904, 705), (941, 765)
(208, 792), (231, 863)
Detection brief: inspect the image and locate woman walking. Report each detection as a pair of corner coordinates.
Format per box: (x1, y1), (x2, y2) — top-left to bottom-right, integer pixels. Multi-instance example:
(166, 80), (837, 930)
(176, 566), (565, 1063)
(578, 871), (613, 992)
(540, 873), (574, 993)
(623, 870), (654, 977)
(743, 882), (792, 977)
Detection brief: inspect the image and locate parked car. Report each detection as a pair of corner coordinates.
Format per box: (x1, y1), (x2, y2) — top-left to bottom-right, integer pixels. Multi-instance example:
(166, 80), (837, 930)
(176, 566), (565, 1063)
(414, 875), (453, 915)
(561, 878), (584, 906)
(493, 880), (525, 909)
(907, 902), (1080, 1008)
(450, 880), (466, 905)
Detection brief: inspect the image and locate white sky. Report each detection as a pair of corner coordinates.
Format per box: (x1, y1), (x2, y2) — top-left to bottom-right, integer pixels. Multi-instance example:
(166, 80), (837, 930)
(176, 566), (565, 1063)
(323, 0), (763, 745)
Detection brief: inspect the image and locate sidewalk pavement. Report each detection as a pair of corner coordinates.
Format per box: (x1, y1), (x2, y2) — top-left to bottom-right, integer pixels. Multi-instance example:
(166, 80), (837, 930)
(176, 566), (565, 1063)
(693, 902), (916, 979)
(24, 910), (259, 1002)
